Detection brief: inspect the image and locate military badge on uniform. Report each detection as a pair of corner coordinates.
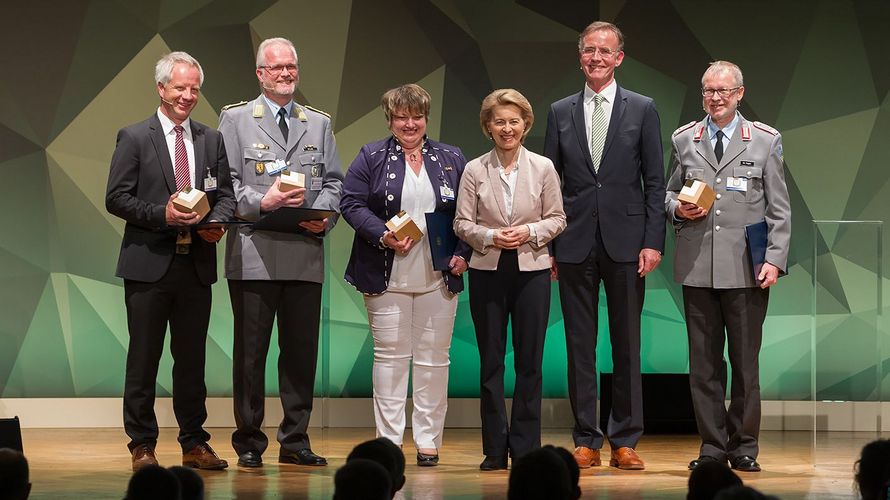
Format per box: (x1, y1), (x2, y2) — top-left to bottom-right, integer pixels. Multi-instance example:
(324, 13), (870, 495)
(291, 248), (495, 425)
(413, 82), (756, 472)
(256, 162), (265, 174)
(252, 104), (264, 118)
(297, 108), (308, 122)
(303, 145), (318, 151)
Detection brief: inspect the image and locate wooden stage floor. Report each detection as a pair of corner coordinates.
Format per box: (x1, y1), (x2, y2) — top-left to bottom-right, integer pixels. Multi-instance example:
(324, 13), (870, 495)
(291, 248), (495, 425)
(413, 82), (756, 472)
(21, 427), (868, 499)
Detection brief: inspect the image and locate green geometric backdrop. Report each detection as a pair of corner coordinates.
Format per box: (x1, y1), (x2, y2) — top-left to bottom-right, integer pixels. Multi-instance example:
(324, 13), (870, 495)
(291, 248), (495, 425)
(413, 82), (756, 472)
(1, 0), (888, 401)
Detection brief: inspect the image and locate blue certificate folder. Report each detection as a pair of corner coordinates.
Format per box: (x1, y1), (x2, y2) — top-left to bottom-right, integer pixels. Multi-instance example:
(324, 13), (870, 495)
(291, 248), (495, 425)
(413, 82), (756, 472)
(425, 212), (458, 271)
(745, 220), (768, 283)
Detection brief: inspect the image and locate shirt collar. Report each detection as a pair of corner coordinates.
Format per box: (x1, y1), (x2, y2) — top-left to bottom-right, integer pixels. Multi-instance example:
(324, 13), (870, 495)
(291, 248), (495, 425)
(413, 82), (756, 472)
(262, 95), (294, 118)
(494, 147), (523, 171)
(156, 108), (191, 138)
(707, 112), (740, 141)
(584, 79), (617, 105)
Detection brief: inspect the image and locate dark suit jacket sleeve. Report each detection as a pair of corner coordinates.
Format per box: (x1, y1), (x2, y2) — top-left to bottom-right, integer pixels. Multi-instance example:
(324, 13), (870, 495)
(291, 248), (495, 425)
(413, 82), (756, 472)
(640, 99), (666, 252)
(340, 145), (389, 246)
(105, 126), (167, 230)
(543, 104), (562, 257)
(206, 131), (236, 221)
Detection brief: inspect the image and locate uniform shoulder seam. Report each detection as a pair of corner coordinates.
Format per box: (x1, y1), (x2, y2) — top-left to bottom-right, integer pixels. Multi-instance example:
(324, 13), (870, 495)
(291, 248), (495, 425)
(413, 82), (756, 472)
(220, 100), (248, 112)
(672, 121), (696, 136)
(304, 105), (331, 118)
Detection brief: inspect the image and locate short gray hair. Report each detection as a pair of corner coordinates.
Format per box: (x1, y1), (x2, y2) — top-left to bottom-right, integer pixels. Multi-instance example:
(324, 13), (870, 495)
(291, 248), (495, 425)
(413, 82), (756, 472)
(578, 21), (624, 52)
(256, 38), (299, 68)
(155, 51), (204, 86)
(702, 60), (744, 87)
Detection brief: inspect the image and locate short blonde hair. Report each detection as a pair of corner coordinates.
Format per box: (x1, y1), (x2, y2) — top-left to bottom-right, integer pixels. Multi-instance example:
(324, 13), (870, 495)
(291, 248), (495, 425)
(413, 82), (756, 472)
(381, 84), (431, 124)
(479, 89), (534, 142)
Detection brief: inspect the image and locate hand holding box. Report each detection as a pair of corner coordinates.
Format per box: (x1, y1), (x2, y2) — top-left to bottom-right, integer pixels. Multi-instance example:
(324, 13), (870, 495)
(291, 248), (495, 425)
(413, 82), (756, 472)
(677, 179), (716, 212)
(385, 210), (423, 241)
(173, 187), (210, 220)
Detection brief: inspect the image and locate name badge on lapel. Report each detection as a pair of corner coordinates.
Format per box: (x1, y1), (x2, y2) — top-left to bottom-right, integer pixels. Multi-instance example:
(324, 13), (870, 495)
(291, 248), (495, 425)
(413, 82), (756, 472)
(204, 173), (217, 191)
(440, 185), (455, 200)
(726, 176), (748, 192)
(267, 159), (287, 176)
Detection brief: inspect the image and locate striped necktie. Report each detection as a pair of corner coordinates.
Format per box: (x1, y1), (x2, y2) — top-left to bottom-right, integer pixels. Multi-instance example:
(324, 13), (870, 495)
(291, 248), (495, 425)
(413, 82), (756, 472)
(589, 93), (607, 173)
(173, 125), (191, 190)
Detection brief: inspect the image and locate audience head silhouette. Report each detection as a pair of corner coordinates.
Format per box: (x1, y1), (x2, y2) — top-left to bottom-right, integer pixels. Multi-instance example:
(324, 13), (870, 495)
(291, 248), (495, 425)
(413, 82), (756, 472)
(168, 465), (204, 500)
(125, 464), (180, 500)
(687, 460), (742, 500)
(334, 458), (392, 500)
(856, 439), (890, 500)
(0, 448), (30, 500)
(346, 437), (405, 497)
(508, 446), (572, 500)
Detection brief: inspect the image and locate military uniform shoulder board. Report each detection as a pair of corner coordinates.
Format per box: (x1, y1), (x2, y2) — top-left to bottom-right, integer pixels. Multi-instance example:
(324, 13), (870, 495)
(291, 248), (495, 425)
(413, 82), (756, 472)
(672, 121), (696, 137)
(752, 121), (778, 136)
(220, 100), (248, 112)
(304, 105), (331, 119)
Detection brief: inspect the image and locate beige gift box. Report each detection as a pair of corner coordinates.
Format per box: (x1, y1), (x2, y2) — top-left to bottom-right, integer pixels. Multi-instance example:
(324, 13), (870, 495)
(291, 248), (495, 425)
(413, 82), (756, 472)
(279, 169), (305, 192)
(385, 210), (423, 241)
(173, 187), (210, 220)
(677, 179), (716, 212)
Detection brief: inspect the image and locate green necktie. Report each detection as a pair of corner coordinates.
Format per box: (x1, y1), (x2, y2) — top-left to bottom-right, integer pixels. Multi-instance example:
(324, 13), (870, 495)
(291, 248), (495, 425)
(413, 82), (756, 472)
(590, 93), (607, 173)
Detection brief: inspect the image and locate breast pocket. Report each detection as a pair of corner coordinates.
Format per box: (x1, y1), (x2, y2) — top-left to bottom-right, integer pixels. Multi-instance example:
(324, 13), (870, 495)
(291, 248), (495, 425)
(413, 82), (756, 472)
(732, 165), (763, 203)
(684, 168), (706, 181)
(244, 148), (275, 186)
(299, 152), (325, 176)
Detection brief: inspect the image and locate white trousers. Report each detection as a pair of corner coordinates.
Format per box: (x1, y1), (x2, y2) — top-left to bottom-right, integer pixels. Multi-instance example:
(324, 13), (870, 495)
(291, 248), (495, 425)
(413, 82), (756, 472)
(364, 287), (457, 449)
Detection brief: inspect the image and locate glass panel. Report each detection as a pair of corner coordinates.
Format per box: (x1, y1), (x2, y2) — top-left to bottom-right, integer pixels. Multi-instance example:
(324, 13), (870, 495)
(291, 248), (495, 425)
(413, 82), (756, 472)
(812, 220), (883, 471)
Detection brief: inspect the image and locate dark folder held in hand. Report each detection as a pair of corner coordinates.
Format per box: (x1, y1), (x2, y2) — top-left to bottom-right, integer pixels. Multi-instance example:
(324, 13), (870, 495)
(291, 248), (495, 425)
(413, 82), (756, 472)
(745, 220), (768, 284)
(425, 212), (458, 271)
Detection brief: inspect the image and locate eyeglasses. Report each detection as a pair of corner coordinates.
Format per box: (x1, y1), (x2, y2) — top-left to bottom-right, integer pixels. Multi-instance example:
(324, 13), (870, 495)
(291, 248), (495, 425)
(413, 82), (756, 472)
(702, 87), (741, 98)
(260, 64), (298, 75)
(581, 46), (619, 58)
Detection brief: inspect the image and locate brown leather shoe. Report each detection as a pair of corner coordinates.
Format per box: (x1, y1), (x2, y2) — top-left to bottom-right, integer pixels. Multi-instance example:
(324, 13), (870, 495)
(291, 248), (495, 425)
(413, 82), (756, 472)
(182, 443), (229, 470)
(609, 447), (645, 470)
(572, 446), (601, 468)
(131, 443), (158, 471)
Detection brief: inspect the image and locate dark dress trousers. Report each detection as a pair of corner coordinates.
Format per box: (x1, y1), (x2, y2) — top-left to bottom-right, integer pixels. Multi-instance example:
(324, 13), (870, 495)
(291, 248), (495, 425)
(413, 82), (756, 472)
(543, 85), (665, 450)
(106, 113), (235, 452)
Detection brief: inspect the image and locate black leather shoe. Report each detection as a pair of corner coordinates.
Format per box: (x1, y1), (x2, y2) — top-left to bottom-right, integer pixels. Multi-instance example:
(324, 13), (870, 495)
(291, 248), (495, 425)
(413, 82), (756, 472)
(237, 450), (263, 468)
(417, 452), (439, 467)
(279, 448), (328, 466)
(731, 455), (761, 472)
(688, 455), (722, 470)
(479, 455), (508, 471)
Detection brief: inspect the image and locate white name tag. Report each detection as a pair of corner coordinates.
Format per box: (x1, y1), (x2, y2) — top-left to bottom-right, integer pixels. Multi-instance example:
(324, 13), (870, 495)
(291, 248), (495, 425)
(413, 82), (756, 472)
(267, 159), (287, 175)
(204, 175), (217, 191)
(440, 185), (455, 200)
(726, 176), (748, 192)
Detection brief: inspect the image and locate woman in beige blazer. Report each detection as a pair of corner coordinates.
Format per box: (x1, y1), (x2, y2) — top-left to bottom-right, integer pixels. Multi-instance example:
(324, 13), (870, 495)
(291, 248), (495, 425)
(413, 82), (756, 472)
(454, 89), (566, 470)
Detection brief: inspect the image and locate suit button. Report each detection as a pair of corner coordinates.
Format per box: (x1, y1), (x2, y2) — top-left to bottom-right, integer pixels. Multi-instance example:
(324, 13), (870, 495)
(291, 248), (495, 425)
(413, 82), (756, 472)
(716, 193), (722, 200)
(716, 177), (722, 183)
(715, 225), (721, 231)
(715, 209), (721, 216)
(592, 210), (597, 217)
(597, 183), (602, 188)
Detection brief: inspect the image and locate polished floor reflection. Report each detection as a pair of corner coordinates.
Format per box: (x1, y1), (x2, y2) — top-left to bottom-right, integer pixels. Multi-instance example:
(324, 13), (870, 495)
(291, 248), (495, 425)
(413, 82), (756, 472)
(22, 427), (864, 499)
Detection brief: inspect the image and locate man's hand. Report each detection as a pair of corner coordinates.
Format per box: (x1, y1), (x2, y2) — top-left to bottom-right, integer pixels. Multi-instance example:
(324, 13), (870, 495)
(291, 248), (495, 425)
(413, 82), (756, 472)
(196, 226), (225, 243)
(493, 226), (529, 249)
(165, 192), (200, 226)
(758, 262), (780, 288)
(299, 218), (327, 234)
(675, 201), (707, 220)
(383, 230), (414, 255)
(260, 177), (305, 212)
(449, 255), (468, 276)
(638, 248), (662, 277)
(550, 256), (558, 281)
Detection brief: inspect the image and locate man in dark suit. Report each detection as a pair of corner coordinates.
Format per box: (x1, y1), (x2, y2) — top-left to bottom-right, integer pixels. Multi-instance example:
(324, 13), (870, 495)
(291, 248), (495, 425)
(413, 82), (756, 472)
(544, 21), (665, 470)
(106, 51), (235, 471)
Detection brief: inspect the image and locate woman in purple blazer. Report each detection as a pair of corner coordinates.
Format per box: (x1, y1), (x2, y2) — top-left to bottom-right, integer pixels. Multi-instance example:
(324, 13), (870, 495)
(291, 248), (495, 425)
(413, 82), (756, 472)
(340, 84), (470, 466)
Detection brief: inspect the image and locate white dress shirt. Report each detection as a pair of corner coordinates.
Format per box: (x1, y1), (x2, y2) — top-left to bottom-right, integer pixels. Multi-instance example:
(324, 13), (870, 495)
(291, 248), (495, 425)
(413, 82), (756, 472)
(156, 109), (196, 187)
(583, 79), (617, 156)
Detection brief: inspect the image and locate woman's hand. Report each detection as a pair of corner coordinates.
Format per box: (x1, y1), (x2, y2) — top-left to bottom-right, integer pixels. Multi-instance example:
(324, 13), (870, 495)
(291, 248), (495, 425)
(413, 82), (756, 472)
(449, 256), (468, 276)
(382, 230), (414, 255)
(493, 225), (529, 249)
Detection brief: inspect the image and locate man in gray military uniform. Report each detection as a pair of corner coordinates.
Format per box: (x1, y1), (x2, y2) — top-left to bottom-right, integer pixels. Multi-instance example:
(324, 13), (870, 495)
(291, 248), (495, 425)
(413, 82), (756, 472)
(218, 37), (343, 468)
(665, 61), (790, 473)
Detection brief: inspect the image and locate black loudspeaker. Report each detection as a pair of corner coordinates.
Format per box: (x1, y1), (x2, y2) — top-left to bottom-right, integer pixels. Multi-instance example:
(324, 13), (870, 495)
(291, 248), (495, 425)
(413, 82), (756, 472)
(599, 373), (697, 434)
(0, 416), (23, 452)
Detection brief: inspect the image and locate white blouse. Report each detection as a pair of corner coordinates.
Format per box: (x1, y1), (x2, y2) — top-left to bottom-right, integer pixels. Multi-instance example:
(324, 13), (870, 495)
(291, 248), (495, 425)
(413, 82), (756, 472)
(388, 161), (440, 292)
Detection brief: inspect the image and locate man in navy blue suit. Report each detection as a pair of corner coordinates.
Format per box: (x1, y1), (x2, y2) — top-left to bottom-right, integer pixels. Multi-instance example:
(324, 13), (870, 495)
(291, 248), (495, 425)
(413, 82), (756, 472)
(544, 21), (665, 471)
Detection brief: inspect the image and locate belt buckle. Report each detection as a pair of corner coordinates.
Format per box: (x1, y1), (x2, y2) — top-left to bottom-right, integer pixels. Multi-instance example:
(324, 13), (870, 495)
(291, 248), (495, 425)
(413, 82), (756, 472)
(176, 244), (190, 255)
